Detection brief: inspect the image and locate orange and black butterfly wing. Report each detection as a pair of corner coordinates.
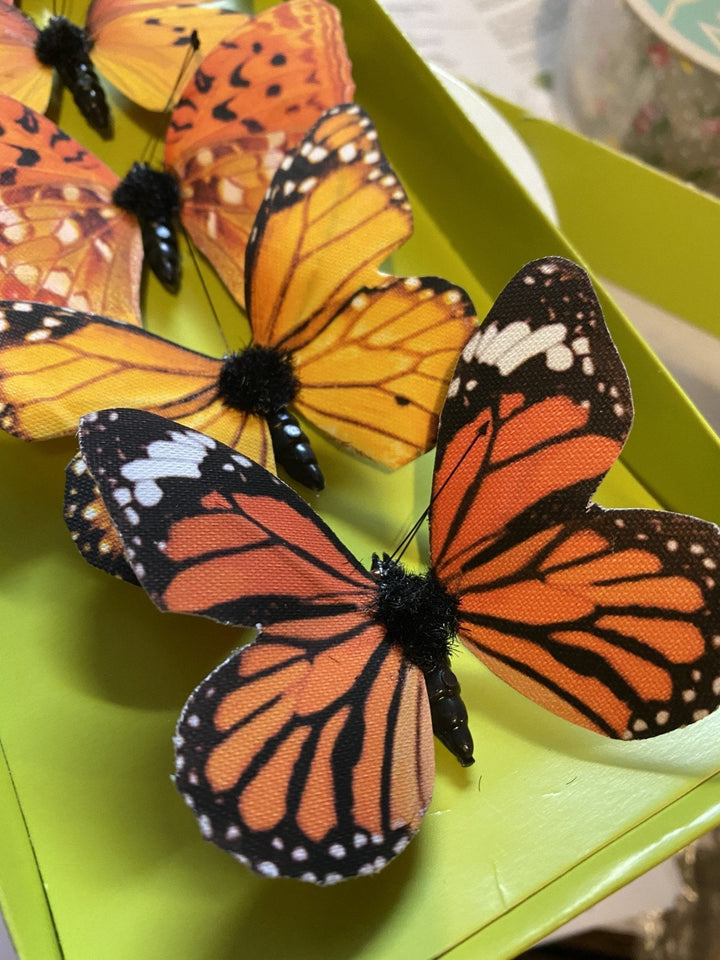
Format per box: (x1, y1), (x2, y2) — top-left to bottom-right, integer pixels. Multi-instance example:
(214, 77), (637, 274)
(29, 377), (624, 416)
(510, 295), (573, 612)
(0, 299), (273, 467)
(0, 94), (142, 324)
(164, 0), (354, 309)
(431, 256), (720, 739)
(246, 103), (476, 470)
(76, 408), (434, 883)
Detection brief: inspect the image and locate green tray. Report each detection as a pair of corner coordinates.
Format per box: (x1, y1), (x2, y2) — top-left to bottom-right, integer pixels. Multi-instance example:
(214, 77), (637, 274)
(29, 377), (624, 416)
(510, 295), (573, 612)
(1, 2), (719, 959)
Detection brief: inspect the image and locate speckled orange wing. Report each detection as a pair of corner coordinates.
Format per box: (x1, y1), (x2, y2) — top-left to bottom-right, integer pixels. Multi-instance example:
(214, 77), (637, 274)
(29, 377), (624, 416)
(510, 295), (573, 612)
(0, 94), (142, 324)
(64, 452), (138, 584)
(164, 0), (354, 308)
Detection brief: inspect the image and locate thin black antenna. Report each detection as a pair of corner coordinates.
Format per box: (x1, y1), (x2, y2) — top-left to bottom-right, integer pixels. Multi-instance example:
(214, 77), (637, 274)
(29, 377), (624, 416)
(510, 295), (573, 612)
(140, 29), (201, 167)
(390, 423), (489, 564)
(182, 224), (231, 354)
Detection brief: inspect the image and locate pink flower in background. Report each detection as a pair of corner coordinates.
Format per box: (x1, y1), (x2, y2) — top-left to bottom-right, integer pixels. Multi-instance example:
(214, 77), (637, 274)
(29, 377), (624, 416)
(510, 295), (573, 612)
(701, 117), (720, 137)
(632, 102), (658, 135)
(648, 42), (670, 68)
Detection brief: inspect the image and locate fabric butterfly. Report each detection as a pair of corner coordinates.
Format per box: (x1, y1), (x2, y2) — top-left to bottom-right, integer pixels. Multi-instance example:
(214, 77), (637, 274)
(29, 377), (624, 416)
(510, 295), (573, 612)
(0, 0), (354, 304)
(0, 0), (248, 133)
(70, 257), (720, 884)
(0, 103), (476, 500)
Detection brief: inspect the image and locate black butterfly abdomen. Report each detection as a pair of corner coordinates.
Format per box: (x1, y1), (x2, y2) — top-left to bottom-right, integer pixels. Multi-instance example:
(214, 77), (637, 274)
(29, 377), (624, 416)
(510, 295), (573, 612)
(370, 554), (474, 766)
(423, 660), (474, 767)
(267, 407), (324, 491)
(218, 346), (324, 491)
(112, 163), (181, 292)
(35, 17), (109, 134)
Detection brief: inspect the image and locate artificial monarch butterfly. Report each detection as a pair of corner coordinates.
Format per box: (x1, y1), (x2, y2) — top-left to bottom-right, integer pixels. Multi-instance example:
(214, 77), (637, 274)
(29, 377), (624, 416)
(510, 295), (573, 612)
(70, 257), (720, 884)
(0, 103), (476, 496)
(0, 0), (354, 303)
(0, 0), (248, 133)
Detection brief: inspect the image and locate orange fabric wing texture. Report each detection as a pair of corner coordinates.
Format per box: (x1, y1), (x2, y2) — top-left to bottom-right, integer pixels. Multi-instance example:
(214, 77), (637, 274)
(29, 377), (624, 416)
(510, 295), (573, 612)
(0, 93), (142, 324)
(431, 257), (720, 740)
(74, 407), (434, 884)
(164, 0), (355, 310)
(244, 103), (476, 472)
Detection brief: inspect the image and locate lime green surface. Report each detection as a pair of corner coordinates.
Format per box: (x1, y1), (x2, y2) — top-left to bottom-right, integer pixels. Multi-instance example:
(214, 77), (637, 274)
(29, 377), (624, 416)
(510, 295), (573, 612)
(1, 2), (720, 960)
(488, 94), (720, 342)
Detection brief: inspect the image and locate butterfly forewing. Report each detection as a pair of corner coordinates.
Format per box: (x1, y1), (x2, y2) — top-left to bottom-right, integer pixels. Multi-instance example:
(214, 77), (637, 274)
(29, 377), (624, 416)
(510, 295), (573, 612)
(0, 300), (273, 469)
(431, 257), (632, 576)
(246, 102), (477, 467)
(246, 104), (415, 351)
(430, 257), (720, 740)
(87, 0), (248, 114)
(0, 94), (142, 324)
(164, 0), (354, 309)
(77, 408), (434, 882)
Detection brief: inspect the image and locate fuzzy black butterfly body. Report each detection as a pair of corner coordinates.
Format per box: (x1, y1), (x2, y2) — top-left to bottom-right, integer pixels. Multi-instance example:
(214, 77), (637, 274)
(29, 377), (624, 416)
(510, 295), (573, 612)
(112, 163), (181, 292)
(34, 17), (109, 133)
(218, 345), (324, 490)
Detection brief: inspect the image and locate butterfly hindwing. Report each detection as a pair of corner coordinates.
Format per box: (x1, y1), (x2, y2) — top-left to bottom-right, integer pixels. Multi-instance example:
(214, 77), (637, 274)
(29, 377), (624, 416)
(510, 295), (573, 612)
(430, 257), (720, 740)
(64, 452), (138, 584)
(293, 275), (477, 468)
(164, 0), (355, 309)
(458, 502), (720, 740)
(77, 407), (434, 883)
(0, 94), (142, 323)
(175, 630), (432, 884)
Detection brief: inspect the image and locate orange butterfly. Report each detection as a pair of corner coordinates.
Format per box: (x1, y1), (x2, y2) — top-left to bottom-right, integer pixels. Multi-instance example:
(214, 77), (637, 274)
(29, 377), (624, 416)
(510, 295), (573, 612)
(0, 1), (354, 303)
(0, 104), (476, 492)
(0, 0), (248, 133)
(69, 257), (720, 882)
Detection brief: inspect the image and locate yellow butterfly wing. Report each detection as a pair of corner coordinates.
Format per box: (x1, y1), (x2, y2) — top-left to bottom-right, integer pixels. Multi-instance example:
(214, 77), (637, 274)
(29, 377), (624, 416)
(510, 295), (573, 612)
(87, 0), (249, 113)
(246, 105), (413, 352)
(0, 300), (274, 470)
(293, 277), (475, 467)
(0, 3), (52, 114)
(246, 104), (476, 466)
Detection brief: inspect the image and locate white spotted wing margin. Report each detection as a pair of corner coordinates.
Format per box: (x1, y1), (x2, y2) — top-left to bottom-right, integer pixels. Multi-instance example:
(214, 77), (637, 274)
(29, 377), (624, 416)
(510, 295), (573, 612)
(77, 408), (435, 883)
(428, 257), (720, 741)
